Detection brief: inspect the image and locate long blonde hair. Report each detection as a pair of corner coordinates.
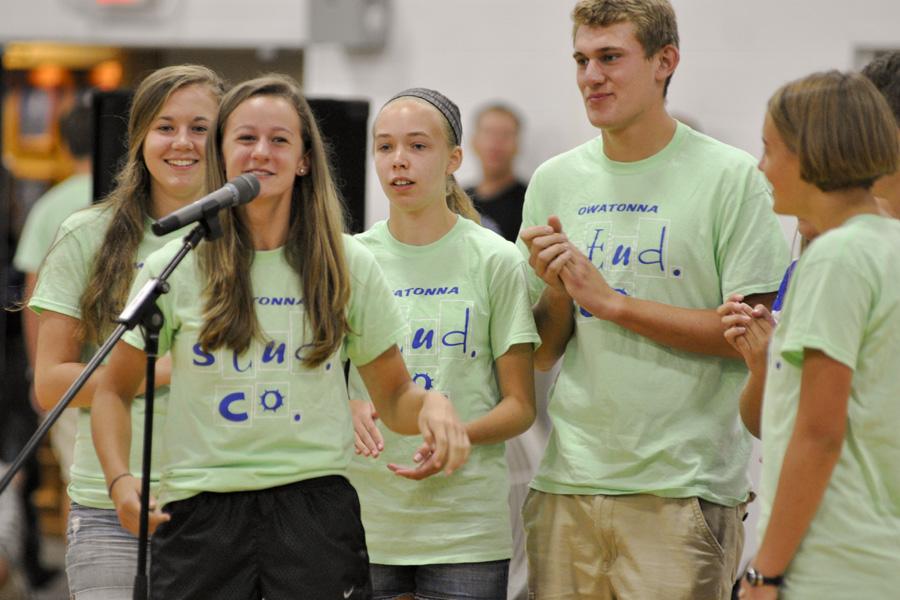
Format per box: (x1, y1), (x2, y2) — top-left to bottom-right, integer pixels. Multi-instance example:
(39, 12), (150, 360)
(197, 74), (350, 368)
(79, 65), (225, 344)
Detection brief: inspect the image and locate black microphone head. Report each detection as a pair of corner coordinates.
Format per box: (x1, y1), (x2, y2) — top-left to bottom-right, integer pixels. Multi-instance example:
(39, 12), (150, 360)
(231, 174), (261, 205)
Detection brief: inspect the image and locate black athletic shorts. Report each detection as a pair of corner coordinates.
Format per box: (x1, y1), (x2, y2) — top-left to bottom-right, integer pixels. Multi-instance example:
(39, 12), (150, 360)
(149, 475), (372, 599)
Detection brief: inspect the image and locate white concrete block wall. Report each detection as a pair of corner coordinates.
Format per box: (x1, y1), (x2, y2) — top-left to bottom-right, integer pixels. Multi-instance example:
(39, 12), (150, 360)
(304, 0), (900, 231)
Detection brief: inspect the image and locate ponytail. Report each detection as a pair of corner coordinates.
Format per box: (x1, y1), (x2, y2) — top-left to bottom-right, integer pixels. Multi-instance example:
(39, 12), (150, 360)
(446, 175), (481, 223)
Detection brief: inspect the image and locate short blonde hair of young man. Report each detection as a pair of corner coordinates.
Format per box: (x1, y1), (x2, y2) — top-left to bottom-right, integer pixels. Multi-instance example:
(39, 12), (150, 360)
(768, 70), (900, 192)
(571, 0), (679, 95)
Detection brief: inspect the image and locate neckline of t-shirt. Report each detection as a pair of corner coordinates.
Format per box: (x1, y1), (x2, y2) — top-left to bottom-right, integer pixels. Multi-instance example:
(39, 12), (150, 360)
(844, 212), (891, 227)
(252, 246), (286, 264)
(594, 120), (688, 175)
(380, 214), (465, 256)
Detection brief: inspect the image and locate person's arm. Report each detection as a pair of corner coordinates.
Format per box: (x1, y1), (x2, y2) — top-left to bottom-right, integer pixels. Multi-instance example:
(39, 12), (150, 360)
(356, 345), (470, 478)
(520, 217), (575, 370)
(746, 349), (850, 588)
(91, 340), (170, 536)
(33, 311), (106, 410)
(531, 287), (575, 371)
(465, 343), (535, 445)
(737, 369), (767, 440)
(32, 310), (169, 411)
(559, 244), (776, 358)
(719, 295), (777, 437)
(352, 344), (535, 455)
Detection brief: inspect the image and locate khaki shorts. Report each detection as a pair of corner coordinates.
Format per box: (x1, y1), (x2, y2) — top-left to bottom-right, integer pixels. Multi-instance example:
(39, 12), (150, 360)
(523, 490), (747, 600)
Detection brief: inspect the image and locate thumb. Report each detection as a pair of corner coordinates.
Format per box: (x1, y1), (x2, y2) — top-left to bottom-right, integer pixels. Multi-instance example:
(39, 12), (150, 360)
(547, 215), (563, 234)
(418, 415), (436, 450)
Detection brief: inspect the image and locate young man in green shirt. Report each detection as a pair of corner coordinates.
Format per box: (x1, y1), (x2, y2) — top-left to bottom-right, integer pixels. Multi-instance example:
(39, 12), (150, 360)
(518, 1), (789, 597)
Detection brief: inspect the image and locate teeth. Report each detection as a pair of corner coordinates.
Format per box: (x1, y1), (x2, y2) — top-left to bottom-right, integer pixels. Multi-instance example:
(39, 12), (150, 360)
(393, 180), (412, 185)
(168, 160), (195, 167)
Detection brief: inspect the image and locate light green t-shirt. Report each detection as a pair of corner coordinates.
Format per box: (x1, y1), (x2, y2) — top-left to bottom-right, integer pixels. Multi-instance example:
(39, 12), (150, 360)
(346, 217), (540, 565)
(13, 173), (92, 273)
(759, 214), (900, 599)
(123, 235), (405, 506)
(28, 204), (183, 509)
(518, 122), (790, 505)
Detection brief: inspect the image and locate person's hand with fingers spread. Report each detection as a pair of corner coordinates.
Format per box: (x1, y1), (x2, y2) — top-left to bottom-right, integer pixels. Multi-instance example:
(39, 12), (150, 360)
(350, 399), (384, 458)
(108, 474), (169, 536)
(389, 391), (470, 480)
(387, 440), (434, 480)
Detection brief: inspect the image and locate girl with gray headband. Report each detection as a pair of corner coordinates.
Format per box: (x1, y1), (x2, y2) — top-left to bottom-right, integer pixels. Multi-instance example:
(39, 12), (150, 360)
(346, 88), (540, 600)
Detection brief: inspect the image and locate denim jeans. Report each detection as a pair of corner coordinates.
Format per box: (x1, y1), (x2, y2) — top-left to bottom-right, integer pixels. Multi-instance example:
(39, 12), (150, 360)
(370, 560), (510, 600)
(66, 502), (145, 600)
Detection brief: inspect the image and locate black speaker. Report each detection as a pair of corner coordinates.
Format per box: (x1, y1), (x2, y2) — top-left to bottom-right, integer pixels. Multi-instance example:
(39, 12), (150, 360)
(90, 90), (369, 232)
(91, 90), (132, 203)
(308, 98), (369, 233)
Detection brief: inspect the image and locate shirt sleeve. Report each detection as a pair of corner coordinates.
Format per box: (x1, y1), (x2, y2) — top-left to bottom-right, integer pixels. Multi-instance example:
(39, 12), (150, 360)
(715, 169), (791, 299)
(344, 239), (408, 367)
(779, 252), (870, 371)
(28, 221), (93, 318)
(487, 246), (541, 359)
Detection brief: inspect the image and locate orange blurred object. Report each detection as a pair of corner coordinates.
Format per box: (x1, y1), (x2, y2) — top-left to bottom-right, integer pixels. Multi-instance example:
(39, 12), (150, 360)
(28, 64), (71, 89)
(90, 59), (124, 90)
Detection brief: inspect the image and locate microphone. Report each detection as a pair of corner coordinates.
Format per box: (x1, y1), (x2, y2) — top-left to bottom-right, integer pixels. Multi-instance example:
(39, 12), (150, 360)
(152, 174), (261, 236)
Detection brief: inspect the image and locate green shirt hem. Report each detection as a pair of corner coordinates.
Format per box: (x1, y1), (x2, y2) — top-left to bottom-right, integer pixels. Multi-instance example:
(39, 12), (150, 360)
(159, 468), (349, 507)
(529, 481), (750, 508)
(367, 548), (513, 566)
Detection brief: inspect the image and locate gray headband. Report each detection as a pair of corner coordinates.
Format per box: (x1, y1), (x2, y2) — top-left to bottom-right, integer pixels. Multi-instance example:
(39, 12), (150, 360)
(387, 87), (462, 146)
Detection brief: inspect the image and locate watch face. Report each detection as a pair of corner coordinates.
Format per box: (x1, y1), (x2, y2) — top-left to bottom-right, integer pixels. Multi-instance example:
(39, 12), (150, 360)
(745, 568), (762, 586)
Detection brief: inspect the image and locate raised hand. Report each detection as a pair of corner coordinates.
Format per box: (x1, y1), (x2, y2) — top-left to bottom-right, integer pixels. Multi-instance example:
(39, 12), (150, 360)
(718, 294), (776, 372)
(520, 216), (573, 293)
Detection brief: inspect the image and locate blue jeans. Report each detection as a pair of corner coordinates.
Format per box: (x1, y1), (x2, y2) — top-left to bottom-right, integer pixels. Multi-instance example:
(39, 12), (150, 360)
(370, 560), (509, 600)
(66, 503), (146, 600)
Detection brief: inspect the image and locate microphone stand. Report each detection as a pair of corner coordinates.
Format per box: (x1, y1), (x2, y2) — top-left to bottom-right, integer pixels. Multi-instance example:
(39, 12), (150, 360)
(0, 210), (224, 600)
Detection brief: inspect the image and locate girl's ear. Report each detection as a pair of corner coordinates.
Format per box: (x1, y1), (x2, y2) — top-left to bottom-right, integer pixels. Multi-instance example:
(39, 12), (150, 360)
(296, 152), (311, 176)
(446, 146), (462, 176)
